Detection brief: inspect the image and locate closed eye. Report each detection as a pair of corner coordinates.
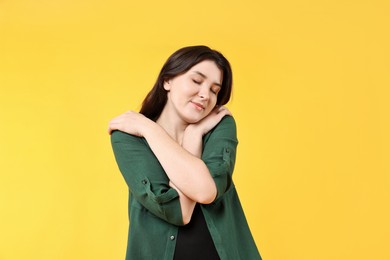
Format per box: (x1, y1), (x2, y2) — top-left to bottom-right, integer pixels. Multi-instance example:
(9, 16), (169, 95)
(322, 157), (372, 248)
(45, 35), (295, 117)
(211, 87), (221, 95)
(192, 79), (202, 84)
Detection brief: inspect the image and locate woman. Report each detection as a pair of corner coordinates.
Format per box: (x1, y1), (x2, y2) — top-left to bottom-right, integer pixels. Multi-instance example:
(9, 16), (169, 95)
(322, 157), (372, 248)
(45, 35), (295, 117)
(108, 45), (261, 260)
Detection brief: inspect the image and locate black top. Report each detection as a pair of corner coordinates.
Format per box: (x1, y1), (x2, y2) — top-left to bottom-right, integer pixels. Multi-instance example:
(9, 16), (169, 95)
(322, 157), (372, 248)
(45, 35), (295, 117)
(173, 204), (220, 260)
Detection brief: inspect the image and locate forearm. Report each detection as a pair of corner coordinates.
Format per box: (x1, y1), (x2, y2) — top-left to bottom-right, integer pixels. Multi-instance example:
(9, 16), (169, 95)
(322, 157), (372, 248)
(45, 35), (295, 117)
(143, 122), (216, 204)
(170, 126), (218, 223)
(169, 180), (195, 225)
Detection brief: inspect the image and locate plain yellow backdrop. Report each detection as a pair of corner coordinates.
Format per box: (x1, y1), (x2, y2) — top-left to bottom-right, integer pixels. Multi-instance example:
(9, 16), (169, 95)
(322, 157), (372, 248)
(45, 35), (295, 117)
(1, 0), (389, 259)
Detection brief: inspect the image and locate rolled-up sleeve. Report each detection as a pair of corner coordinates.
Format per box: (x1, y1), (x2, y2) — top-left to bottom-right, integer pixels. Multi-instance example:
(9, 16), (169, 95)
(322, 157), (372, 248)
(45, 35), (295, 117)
(202, 116), (238, 202)
(111, 131), (184, 226)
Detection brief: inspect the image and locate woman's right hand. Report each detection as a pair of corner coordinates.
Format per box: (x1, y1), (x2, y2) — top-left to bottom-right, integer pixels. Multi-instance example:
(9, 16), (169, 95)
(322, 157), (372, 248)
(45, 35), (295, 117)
(108, 110), (152, 136)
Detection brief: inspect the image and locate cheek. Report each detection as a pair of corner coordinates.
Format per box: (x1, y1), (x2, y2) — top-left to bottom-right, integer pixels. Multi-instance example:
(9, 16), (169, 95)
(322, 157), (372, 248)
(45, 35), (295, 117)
(210, 96), (217, 107)
(206, 99), (217, 113)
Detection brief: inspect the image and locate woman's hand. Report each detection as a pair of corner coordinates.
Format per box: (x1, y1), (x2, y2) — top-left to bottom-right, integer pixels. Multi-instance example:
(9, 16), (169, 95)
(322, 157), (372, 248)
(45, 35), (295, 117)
(107, 110), (151, 136)
(186, 105), (232, 137)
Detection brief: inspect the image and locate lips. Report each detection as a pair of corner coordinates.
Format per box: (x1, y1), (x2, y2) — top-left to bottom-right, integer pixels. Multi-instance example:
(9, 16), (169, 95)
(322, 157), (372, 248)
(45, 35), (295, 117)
(191, 101), (205, 110)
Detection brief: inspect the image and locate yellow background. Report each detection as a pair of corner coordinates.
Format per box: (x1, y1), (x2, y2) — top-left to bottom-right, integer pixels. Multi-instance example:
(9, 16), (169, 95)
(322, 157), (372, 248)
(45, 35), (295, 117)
(1, 0), (389, 259)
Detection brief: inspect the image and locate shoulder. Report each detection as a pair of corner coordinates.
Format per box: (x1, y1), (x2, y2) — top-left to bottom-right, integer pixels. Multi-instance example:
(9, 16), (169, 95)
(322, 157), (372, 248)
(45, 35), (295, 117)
(219, 115), (236, 128)
(204, 115), (237, 141)
(212, 115), (237, 133)
(110, 130), (144, 144)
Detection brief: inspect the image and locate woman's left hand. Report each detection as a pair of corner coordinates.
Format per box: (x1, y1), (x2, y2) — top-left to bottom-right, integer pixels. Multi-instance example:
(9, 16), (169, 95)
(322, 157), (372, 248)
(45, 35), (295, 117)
(186, 106), (232, 136)
(107, 110), (151, 136)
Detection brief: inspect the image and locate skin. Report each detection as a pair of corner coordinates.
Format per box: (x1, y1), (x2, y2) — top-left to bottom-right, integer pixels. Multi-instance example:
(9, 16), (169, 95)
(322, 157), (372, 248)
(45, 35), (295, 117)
(108, 60), (232, 224)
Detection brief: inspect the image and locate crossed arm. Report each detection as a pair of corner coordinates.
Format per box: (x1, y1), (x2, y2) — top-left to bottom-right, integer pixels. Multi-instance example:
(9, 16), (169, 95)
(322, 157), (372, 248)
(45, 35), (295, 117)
(108, 106), (232, 224)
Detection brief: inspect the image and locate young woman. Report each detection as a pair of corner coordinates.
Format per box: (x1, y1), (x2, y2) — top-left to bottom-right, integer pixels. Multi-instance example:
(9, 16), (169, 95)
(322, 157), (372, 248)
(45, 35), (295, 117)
(108, 46), (261, 260)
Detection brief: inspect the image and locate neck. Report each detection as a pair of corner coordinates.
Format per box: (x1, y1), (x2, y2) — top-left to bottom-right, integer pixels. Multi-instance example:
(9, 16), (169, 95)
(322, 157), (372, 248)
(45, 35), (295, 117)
(156, 110), (188, 145)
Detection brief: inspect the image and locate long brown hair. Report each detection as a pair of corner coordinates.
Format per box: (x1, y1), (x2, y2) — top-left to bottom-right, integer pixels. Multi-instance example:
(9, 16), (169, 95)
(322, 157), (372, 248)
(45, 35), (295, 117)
(139, 45), (233, 121)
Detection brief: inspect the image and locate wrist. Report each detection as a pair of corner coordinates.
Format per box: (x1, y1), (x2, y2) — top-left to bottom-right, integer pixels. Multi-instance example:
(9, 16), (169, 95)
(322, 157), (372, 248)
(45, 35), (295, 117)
(182, 125), (204, 157)
(140, 117), (159, 138)
(184, 124), (204, 139)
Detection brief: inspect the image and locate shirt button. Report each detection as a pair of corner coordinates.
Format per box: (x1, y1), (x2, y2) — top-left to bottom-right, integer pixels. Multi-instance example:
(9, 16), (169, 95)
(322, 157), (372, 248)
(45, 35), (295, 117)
(170, 235), (175, 240)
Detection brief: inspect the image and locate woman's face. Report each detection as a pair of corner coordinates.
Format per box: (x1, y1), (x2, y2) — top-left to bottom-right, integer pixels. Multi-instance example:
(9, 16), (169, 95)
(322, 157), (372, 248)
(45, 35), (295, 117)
(163, 60), (222, 124)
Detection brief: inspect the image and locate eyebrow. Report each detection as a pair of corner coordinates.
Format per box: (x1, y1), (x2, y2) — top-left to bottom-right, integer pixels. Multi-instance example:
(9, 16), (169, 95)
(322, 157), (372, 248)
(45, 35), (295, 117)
(193, 71), (222, 87)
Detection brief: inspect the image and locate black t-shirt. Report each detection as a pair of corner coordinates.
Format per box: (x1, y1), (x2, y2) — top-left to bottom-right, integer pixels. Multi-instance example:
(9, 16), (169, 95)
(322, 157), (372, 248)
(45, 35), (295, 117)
(173, 204), (220, 260)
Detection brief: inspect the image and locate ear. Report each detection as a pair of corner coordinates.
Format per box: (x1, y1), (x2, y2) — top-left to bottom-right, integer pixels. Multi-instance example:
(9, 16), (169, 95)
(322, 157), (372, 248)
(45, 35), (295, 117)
(163, 79), (171, 91)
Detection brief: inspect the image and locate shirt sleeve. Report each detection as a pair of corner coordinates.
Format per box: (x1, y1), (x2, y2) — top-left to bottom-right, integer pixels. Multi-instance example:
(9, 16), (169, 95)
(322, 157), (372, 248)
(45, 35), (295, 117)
(111, 131), (184, 226)
(202, 115), (239, 202)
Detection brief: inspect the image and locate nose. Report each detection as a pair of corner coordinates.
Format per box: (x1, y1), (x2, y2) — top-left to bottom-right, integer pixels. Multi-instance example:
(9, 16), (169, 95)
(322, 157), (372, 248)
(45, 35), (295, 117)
(198, 85), (210, 100)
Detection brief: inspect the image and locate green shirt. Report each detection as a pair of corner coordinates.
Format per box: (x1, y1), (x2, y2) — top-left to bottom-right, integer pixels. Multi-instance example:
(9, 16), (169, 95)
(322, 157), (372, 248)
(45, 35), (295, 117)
(111, 116), (261, 260)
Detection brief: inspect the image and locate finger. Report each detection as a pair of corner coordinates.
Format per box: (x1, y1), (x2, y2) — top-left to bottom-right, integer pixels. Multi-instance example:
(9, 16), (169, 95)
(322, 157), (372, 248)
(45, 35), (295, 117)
(108, 116), (122, 125)
(217, 106), (231, 115)
(218, 108), (232, 119)
(108, 120), (115, 134)
(108, 121), (121, 133)
(108, 124), (116, 135)
(217, 105), (225, 111)
(108, 126), (113, 135)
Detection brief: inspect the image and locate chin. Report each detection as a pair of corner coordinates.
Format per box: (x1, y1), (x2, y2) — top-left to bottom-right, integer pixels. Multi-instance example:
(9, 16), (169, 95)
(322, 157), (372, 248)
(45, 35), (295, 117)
(184, 118), (202, 124)
(182, 114), (206, 124)
(180, 107), (212, 124)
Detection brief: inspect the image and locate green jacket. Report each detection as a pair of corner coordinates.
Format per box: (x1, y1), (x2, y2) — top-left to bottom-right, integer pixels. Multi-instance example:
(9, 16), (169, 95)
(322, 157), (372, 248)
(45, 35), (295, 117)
(111, 116), (261, 260)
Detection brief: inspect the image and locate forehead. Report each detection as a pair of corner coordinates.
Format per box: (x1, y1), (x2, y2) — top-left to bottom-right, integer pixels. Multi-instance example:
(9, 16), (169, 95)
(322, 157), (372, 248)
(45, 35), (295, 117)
(187, 60), (222, 84)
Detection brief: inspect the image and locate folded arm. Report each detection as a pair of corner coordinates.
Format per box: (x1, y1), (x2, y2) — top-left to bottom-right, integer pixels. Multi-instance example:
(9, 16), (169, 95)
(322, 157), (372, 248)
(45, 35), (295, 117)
(109, 107), (235, 224)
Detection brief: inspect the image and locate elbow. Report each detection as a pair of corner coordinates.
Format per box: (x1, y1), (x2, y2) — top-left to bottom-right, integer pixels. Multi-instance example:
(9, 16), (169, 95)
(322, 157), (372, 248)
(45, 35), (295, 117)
(197, 193), (216, 205)
(192, 168), (218, 204)
(195, 187), (217, 205)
